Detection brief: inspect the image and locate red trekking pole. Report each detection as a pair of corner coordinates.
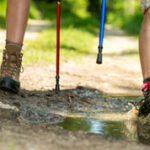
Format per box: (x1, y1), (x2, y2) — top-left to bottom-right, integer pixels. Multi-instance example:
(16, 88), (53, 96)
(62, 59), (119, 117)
(55, 0), (61, 93)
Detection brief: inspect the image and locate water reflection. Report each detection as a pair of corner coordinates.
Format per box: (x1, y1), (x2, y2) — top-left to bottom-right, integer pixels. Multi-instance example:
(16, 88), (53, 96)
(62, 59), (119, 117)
(58, 117), (138, 142)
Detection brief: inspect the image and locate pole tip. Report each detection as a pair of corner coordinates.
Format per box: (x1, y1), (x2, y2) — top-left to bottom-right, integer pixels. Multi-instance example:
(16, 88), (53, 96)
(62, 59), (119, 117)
(96, 54), (102, 64)
(55, 84), (60, 93)
(55, 76), (60, 93)
(96, 46), (103, 64)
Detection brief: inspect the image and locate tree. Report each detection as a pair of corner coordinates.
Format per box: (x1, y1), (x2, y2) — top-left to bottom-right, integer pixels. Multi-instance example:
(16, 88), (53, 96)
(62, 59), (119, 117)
(88, 0), (101, 18)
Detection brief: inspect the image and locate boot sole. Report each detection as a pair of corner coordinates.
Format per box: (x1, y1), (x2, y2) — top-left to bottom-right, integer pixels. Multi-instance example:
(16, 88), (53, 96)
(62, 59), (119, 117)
(0, 77), (20, 93)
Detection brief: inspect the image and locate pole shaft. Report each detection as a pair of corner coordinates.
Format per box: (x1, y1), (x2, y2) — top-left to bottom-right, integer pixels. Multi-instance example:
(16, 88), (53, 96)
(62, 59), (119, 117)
(56, 0), (61, 93)
(56, 1), (60, 76)
(99, 0), (106, 47)
(97, 0), (106, 64)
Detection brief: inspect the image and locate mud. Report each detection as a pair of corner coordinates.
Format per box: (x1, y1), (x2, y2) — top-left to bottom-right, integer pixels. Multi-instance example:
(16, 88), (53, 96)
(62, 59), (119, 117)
(0, 83), (149, 150)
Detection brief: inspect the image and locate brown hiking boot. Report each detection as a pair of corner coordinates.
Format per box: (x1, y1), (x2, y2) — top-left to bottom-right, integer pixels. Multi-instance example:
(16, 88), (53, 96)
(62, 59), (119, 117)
(0, 44), (23, 93)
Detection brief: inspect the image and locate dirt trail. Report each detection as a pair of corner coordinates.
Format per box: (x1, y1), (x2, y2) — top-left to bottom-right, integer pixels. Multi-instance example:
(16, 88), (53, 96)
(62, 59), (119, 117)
(0, 21), (148, 150)
(22, 23), (141, 95)
(0, 20), (51, 49)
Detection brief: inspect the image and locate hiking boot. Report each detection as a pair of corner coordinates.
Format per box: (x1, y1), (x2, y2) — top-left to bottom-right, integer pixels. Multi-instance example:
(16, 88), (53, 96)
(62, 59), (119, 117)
(0, 44), (23, 93)
(138, 86), (150, 117)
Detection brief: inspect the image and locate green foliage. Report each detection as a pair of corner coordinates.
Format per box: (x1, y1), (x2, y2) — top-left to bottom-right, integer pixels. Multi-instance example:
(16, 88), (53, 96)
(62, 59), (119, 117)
(0, 0), (143, 35)
(0, 0), (6, 29)
(34, 0), (90, 20)
(122, 11), (143, 36)
(29, 1), (41, 19)
(107, 0), (143, 35)
(34, 0), (142, 35)
(88, 0), (101, 18)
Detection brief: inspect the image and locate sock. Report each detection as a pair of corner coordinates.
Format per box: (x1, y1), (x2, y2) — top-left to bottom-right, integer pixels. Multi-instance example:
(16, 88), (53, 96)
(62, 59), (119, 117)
(5, 40), (23, 52)
(142, 77), (150, 91)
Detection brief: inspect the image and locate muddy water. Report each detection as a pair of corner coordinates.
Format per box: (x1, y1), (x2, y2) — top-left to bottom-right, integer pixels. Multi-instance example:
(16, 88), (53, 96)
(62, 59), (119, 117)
(57, 101), (139, 143)
(19, 89), (146, 144)
(52, 90), (148, 145)
(58, 117), (137, 142)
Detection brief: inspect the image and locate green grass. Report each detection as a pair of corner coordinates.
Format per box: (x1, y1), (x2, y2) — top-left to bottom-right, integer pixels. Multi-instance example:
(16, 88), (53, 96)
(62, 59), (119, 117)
(24, 27), (96, 65)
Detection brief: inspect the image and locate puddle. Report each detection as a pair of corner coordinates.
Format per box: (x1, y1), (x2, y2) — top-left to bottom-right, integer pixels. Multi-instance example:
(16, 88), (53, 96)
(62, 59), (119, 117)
(57, 101), (150, 145)
(18, 89), (142, 143)
(58, 115), (138, 142)
(57, 89), (144, 144)
(58, 114), (150, 146)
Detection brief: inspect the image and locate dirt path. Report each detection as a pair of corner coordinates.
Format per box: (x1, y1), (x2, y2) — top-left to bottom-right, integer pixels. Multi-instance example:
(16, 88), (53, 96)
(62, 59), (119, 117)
(22, 23), (141, 96)
(0, 20), (51, 49)
(0, 21), (148, 150)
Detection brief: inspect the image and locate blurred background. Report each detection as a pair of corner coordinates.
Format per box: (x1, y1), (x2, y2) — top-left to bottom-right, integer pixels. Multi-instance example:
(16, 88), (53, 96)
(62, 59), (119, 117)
(0, 0), (143, 34)
(0, 0), (142, 65)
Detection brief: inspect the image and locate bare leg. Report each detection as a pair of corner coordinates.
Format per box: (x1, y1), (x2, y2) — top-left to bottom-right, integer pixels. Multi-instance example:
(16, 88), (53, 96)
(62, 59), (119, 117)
(138, 8), (150, 117)
(139, 8), (150, 80)
(6, 0), (30, 44)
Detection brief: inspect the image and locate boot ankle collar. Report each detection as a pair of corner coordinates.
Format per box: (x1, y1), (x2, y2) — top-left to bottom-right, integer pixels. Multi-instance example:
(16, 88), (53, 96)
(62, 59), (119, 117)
(5, 44), (22, 53)
(142, 81), (150, 91)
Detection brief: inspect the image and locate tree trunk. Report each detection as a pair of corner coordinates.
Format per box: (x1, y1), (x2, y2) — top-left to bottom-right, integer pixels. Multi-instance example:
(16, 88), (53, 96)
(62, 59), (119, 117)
(88, 0), (101, 18)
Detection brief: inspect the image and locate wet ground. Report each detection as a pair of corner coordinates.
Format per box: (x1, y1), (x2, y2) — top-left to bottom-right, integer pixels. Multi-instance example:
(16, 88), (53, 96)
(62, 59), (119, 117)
(0, 84), (150, 150)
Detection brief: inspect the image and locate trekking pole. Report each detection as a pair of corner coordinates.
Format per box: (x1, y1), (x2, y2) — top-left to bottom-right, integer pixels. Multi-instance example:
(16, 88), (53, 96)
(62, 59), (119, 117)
(97, 0), (106, 64)
(55, 0), (61, 93)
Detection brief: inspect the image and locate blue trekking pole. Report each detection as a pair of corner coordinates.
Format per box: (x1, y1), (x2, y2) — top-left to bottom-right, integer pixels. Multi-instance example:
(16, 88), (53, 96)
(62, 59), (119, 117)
(97, 0), (106, 64)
